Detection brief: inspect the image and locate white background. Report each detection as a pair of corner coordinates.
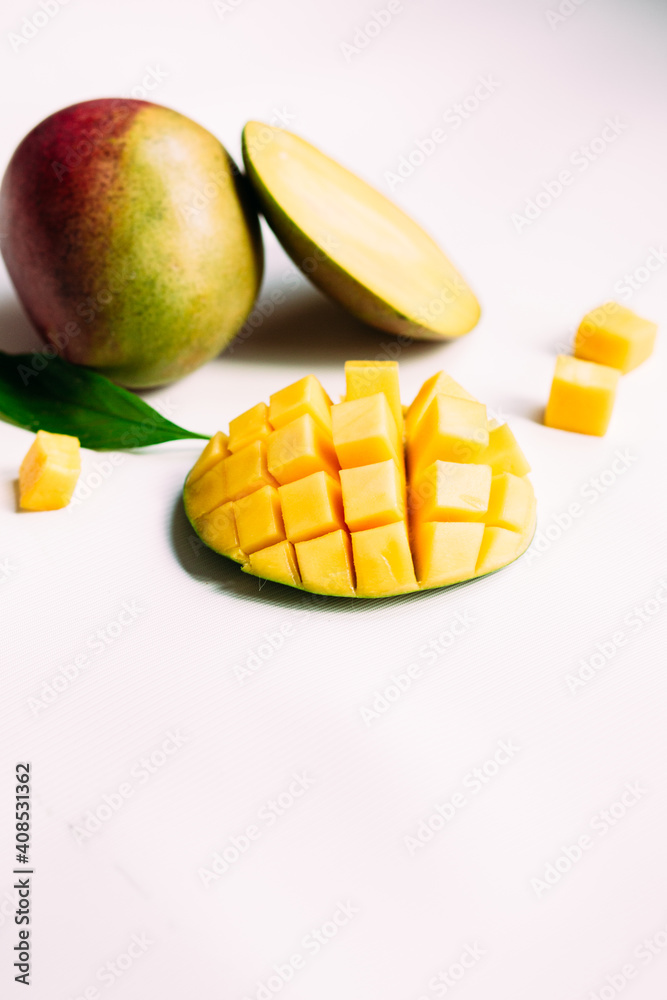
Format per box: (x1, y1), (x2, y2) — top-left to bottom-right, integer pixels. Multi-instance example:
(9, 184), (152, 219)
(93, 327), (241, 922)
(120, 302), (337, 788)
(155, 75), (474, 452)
(2, 0), (667, 997)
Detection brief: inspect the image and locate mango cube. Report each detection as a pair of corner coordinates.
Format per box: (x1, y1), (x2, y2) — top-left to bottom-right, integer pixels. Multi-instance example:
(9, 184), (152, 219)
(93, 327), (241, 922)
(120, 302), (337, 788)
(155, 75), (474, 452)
(409, 461), (491, 522)
(345, 360), (403, 439)
(332, 393), (402, 470)
(187, 431), (229, 484)
(19, 430), (81, 510)
(184, 460), (229, 519)
(413, 521), (485, 587)
(224, 440), (277, 500)
(269, 375), (332, 434)
(486, 473), (534, 533)
(545, 355), (619, 436)
(278, 471), (345, 543)
(474, 423), (531, 476)
(228, 403), (272, 453)
(245, 540), (301, 588)
(267, 414), (339, 485)
(575, 302), (657, 373)
(408, 394), (488, 475)
(234, 485), (285, 554)
(351, 521), (417, 597)
(295, 529), (356, 597)
(476, 526), (522, 576)
(194, 501), (244, 562)
(340, 459), (405, 532)
(405, 370), (477, 441)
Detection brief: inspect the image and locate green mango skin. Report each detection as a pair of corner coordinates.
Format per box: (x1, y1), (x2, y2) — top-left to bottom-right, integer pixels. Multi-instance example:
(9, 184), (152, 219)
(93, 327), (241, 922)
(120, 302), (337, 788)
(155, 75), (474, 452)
(0, 100), (263, 387)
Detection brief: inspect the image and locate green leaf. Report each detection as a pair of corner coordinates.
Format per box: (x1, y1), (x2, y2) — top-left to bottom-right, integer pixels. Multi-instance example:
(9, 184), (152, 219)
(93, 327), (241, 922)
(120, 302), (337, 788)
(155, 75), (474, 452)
(0, 351), (209, 450)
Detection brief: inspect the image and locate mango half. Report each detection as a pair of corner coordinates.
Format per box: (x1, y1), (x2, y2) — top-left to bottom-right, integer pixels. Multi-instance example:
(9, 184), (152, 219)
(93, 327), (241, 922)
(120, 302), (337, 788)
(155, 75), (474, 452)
(242, 123), (480, 341)
(183, 362), (536, 598)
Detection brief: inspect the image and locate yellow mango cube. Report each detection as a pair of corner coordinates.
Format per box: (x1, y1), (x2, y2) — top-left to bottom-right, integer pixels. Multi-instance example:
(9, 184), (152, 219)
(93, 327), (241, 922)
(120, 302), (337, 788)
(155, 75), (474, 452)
(474, 423), (531, 476)
(295, 529), (356, 597)
(545, 355), (619, 436)
(234, 485), (285, 554)
(351, 521), (417, 597)
(269, 375), (332, 434)
(575, 302), (657, 373)
(194, 502), (244, 562)
(278, 471), (345, 543)
(228, 403), (272, 453)
(486, 473), (534, 532)
(224, 440), (277, 500)
(340, 459), (405, 532)
(245, 540), (301, 588)
(409, 460), (491, 522)
(184, 460), (229, 519)
(408, 393), (488, 475)
(267, 414), (339, 485)
(19, 430), (81, 510)
(331, 393), (402, 470)
(345, 360), (404, 439)
(186, 431), (229, 484)
(406, 370), (476, 441)
(413, 521), (485, 587)
(476, 526), (522, 576)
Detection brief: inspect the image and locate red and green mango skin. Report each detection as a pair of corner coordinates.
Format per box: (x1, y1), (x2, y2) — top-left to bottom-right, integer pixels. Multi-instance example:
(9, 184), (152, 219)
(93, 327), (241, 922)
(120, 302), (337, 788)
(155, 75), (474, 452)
(0, 99), (263, 387)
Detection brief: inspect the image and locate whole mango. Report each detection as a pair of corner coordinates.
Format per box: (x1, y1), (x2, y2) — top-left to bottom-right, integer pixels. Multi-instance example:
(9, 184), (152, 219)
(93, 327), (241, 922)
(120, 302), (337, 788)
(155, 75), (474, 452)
(0, 99), (263, 387)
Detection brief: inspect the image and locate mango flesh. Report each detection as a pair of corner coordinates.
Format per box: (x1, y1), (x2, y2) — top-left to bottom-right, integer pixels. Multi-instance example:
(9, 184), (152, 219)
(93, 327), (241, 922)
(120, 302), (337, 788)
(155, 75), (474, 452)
(19, 430), (81, 510)
(0, 100), (263, 387)
(242, 123), (480, 342)
(545, 355), (620, 436)
(183, 362), (536, 598)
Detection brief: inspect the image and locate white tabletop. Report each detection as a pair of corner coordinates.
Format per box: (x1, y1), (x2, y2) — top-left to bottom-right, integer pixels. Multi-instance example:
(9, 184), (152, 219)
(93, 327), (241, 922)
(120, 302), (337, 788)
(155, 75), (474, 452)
(2, 0), (667, 997)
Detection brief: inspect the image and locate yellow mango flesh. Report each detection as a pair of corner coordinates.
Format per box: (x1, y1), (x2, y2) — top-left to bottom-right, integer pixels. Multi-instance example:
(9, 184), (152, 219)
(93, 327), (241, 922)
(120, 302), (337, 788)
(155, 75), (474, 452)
(545, 355), (619, 436)
(574, 302), (657, 374)
(183, 365), (536, 598)
(19, 430), (81, 510)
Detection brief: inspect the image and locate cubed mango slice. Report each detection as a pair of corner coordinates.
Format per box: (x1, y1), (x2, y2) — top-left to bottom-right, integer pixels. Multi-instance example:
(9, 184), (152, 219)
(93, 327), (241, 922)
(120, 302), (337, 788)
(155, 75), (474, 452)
(278, 471), (345, 543)
(332, 393), (402, 469)
(186, 431), (229, 484)
(345, 360), (403, 439)
(234, 485), (285, 554)
(575, 303), (657, 373)
(194, 501), (244, 562)
(19, 430), (81, 510)
(269, 375), (332, 434)
(267, 414), (339, 485)
(545, 355), (619, 436)
(183, 362), (537, 598)
(408, 393), (488, 475)
(228, 403), (272, 453)
(340, 459), (405, 532)
(413, 521), (485, 587)
(409, 461), (491, 523)
(295, 529), (356, 597)
(245, 540), (301, 588)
